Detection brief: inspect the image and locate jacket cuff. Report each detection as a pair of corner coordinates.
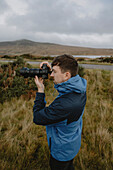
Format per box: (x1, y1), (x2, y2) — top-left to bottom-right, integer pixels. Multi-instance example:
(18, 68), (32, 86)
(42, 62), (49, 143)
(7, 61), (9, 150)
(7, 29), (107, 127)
(36, 92), (45, 100)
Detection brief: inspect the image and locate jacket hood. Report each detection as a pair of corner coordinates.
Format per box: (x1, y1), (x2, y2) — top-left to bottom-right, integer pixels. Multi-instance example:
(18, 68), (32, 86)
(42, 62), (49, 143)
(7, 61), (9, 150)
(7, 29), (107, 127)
(54, 75), (87, 96)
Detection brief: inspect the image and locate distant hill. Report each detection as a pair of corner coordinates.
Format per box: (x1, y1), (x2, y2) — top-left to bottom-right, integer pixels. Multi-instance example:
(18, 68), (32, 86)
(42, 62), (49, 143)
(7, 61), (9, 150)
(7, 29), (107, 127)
(0, 39), (113, 56)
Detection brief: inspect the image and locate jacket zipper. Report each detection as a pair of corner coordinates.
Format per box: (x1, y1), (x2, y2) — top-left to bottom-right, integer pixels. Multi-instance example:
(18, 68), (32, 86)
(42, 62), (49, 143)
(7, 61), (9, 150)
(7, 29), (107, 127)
(49, 137), (51, 152)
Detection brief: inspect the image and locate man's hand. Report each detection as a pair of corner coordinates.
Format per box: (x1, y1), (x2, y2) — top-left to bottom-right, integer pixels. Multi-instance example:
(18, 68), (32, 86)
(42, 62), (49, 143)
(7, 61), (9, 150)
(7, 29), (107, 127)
(35, 76), (44, 93)
(34, 62), (51, 93)
(40, 61), (52, 71)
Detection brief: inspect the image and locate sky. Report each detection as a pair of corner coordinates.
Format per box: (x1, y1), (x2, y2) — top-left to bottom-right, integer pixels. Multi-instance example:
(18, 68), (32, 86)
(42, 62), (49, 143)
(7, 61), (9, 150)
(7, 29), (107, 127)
(0, 0), (113, 48)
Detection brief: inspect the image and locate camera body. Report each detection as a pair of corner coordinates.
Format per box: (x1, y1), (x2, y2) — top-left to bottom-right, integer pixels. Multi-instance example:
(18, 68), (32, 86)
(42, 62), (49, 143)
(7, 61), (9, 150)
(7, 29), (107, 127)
(20, 64), (51, 79)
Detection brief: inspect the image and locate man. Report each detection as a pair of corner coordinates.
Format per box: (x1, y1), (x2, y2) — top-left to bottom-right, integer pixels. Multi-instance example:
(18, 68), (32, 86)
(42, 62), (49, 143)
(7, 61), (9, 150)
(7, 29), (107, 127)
(33, 54), (87, 170)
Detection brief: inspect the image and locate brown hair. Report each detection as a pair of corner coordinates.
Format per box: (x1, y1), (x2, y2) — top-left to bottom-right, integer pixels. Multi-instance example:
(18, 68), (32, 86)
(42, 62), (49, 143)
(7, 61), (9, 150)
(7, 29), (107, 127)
(51, 54), (78, 77)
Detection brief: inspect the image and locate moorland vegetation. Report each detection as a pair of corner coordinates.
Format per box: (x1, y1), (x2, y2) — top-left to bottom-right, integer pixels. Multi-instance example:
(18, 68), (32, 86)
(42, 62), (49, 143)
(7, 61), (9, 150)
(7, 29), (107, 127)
(0, 57), (113, 169)
(1, 54), (113, 67)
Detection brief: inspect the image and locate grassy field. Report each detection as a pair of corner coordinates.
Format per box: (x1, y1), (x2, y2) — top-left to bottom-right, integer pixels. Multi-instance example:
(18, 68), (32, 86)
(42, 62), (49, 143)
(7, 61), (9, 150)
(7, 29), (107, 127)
(0, 69), (113, 170)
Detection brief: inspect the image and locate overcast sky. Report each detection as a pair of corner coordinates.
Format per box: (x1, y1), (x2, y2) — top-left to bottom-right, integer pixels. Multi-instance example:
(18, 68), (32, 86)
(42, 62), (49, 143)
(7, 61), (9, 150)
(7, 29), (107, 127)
(0, 0), (113, 48)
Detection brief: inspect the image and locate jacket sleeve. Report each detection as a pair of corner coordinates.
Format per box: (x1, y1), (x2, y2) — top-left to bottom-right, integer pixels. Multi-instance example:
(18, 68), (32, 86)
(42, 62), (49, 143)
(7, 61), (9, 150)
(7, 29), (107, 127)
(33, 92), (70, 125)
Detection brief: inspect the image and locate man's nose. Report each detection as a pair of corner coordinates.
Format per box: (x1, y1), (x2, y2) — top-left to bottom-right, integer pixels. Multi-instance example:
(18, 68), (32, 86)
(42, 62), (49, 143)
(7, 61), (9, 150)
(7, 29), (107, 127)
(50, 72), (54, 77)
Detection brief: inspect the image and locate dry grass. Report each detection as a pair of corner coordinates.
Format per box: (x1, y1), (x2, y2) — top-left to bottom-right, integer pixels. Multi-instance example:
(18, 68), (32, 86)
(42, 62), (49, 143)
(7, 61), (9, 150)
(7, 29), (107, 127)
(75, 69), (113, 170)
(0, 69), (113, 170)
(0, 98), (50, 170)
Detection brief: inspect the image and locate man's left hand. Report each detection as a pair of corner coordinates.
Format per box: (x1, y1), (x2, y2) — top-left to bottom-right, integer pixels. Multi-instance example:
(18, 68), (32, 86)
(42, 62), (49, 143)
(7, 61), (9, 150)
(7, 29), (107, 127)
(34, 76), (44, 93)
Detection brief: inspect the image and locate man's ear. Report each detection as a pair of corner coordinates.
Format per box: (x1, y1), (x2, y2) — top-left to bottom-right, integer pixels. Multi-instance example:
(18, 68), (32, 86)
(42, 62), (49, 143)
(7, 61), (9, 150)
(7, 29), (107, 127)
(65, 72), (71, 81)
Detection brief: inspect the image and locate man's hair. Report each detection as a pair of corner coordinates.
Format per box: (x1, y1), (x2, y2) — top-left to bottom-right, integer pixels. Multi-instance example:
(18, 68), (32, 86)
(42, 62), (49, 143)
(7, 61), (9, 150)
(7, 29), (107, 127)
(51, 54), (78, 77)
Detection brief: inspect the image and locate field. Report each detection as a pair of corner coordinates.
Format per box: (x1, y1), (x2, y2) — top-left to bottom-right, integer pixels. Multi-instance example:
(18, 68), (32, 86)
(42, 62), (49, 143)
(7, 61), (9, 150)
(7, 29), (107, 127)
(0, 69), (113, 170)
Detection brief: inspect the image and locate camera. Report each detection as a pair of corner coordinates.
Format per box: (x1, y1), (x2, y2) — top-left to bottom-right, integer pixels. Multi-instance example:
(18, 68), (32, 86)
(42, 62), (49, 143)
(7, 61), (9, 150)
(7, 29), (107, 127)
(20, 64), (52, 79)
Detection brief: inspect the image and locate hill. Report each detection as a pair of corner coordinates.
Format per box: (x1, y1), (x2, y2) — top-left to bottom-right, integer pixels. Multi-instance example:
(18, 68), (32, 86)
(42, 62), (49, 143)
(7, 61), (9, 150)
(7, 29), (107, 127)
(0, 39), (113, 56)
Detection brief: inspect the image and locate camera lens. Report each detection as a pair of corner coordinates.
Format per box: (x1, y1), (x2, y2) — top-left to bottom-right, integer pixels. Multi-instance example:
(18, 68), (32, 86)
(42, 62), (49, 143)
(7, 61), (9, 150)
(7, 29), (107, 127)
(19, 64), (51, 79)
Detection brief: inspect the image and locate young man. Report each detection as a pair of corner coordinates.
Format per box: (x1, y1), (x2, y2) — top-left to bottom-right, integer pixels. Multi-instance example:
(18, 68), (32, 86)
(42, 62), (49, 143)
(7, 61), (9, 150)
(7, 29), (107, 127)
(33, 54), (87, 170)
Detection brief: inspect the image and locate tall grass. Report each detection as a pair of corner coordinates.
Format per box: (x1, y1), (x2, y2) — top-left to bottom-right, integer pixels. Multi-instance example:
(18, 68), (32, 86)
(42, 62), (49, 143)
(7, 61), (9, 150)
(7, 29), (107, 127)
(0, 69), (113, 170)
(74, 69), (113, 170)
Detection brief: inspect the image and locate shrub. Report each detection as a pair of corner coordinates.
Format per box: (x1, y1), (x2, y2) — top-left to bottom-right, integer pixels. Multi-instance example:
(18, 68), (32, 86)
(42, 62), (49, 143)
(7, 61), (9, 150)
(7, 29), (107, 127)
(13, 56), (25, 66)
(99, 56), (113, 63)
(0, 57), (37, 103)
(1, 55), (11, 59)
(77, 58), (85, 62)
(78, 65), (85, 77)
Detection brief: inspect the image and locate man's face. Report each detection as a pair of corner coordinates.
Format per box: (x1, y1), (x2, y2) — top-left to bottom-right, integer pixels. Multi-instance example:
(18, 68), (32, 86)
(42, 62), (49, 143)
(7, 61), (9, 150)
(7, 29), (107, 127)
(50, 65), (68, 84)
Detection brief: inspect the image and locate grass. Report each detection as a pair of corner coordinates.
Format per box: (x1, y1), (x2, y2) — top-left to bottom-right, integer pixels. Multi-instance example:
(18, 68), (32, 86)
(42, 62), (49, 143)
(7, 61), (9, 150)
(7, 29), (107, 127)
(75, 69), (113, 170)
(0, 98), (50, 170)
(78, 61), (113, 65)
(0, 69), (113, 170)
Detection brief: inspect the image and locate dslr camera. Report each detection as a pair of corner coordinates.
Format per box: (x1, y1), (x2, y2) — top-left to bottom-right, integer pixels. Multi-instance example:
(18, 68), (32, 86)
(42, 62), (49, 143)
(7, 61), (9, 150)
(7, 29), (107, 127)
(20, 64), (51, 79)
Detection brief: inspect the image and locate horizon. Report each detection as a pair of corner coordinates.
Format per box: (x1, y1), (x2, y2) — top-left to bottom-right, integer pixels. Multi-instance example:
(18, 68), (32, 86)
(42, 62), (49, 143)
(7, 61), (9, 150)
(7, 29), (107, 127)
(0, 39), (113, 50)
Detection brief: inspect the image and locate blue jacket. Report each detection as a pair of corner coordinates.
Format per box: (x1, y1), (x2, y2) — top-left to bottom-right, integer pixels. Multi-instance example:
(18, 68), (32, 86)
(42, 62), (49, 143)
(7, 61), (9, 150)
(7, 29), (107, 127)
(33, 75), (87, 161)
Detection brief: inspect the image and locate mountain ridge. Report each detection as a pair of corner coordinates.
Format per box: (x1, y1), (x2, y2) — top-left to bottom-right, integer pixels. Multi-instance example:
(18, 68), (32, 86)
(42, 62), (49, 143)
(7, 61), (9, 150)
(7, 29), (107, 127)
(0, 39), (113, 56)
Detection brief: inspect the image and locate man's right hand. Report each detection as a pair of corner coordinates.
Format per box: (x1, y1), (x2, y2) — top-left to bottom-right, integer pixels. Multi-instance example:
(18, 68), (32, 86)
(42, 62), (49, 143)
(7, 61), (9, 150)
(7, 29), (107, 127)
(40, 61), (52, 71)
(34, 62), (52, 93)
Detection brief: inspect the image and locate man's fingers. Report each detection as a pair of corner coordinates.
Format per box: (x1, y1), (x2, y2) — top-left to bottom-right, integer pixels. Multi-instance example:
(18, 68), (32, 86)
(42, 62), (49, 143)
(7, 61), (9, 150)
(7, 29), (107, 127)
(38, 77), (43, 82)
(40, 62), (44, 68)
(40, 62), (48, 68)
(40, 62), (51, 70)
(35, 76), (39, 84)
(34, 75), (44, 92)
(35, 76), (43, 84)
(35, 75), (38, 81)
(39, 77), (44, 84)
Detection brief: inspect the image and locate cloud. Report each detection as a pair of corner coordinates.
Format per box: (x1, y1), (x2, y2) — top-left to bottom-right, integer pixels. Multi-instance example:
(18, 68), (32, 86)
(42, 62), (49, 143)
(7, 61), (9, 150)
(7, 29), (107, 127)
(0, 0), (113, 48)
(0, 0), (9, 14)
(28, 32), (113, 48)
(5, 0), (28, 15)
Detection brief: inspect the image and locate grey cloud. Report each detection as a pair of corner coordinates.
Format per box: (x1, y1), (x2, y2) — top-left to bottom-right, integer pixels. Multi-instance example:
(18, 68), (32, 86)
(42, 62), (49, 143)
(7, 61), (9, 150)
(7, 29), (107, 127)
(5, 0), (113, 35)
(0, 0), (10, 14)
